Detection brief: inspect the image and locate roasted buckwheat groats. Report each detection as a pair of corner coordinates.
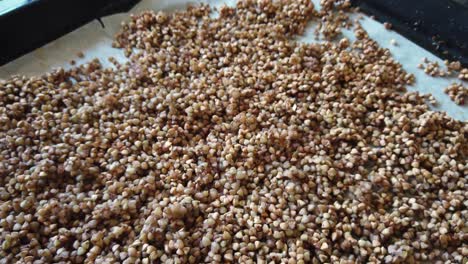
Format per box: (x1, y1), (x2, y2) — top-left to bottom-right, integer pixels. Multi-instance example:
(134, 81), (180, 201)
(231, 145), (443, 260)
(0, 1), (467, 263)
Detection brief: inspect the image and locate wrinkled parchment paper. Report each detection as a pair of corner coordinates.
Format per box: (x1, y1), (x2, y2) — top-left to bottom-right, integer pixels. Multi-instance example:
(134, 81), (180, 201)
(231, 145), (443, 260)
(1, 0), (466, 120)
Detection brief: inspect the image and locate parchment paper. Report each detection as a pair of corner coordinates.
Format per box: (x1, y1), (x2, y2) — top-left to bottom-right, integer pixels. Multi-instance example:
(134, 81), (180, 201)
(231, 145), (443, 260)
(1, 0), (466, 121)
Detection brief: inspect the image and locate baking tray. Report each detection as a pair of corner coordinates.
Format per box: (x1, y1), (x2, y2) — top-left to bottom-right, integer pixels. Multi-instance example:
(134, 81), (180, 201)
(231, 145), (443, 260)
(0, 0), (140, 65)
(1, 0), (467, 66)
(352, 0), (468, 66)
(0, 0), (466, 121)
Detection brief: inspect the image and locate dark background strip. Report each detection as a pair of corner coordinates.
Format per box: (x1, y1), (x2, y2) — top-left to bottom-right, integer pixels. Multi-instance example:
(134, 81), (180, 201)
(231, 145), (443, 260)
(0, 0), (140, 66)
(351, 0), (468, 67)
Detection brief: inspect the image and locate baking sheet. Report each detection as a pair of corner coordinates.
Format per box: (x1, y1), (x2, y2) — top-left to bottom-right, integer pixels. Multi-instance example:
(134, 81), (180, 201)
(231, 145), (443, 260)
(0, 0), (466, 121)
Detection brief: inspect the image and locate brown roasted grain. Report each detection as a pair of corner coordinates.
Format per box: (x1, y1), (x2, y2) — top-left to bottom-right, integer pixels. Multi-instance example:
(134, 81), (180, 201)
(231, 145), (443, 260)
(0, 1), (467, 263)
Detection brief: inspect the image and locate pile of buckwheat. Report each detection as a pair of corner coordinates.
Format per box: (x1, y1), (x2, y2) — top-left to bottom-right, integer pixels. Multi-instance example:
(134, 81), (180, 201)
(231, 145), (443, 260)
(444, 83), (467, 106)
(459, 68), (468, 81)
(420, 59), (447, 77)
(0, 0), (467, 263)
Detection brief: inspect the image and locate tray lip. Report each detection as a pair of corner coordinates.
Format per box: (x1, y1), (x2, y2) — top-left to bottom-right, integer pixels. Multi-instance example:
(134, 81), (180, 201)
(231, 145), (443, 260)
(351, 0), (468, 67)
(0, 0), (141, 66)
(0, 0), (39, 17)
